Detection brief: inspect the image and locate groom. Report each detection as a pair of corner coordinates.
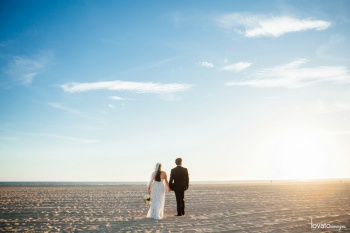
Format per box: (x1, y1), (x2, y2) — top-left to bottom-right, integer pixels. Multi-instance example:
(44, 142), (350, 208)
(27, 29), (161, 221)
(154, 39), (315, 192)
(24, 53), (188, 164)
(169, 157), (189, 216)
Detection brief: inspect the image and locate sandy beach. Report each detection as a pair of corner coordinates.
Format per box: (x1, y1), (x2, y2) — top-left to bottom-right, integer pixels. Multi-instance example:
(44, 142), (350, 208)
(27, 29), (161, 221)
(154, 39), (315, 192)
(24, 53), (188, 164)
(0, 183), (349, 232)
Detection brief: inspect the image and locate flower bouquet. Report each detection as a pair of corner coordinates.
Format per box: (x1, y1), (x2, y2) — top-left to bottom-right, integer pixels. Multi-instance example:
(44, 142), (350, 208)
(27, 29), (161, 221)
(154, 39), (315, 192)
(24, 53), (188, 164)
(143, 194), (151, 205)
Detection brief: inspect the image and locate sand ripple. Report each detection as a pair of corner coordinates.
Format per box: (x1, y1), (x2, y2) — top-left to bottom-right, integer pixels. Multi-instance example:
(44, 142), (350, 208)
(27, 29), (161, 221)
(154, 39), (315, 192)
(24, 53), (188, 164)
(0, 183), (349, 232)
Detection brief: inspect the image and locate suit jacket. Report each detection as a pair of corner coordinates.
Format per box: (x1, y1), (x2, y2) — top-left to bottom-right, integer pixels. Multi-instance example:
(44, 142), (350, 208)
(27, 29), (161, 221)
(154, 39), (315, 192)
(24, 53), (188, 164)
(169, 166), (189, 191)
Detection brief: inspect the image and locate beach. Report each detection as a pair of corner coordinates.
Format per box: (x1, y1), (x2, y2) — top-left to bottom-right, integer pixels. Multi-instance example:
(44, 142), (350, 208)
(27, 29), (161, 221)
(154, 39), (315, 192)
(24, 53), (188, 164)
(0, 183), (349, 232)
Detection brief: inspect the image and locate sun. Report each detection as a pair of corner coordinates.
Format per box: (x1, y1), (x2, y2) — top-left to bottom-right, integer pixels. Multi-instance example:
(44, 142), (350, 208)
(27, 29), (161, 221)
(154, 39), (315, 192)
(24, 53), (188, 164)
(269, 126), (331, 180)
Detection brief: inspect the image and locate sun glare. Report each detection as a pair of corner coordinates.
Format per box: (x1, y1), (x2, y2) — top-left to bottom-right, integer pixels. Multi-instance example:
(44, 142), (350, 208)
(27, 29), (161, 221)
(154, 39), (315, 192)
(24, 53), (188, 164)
(269, 126), (332, 180)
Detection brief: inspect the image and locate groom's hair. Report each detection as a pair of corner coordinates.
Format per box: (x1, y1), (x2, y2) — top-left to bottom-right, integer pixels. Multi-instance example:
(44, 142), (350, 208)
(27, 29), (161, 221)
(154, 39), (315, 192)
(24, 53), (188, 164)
(175, 158), (182, 165)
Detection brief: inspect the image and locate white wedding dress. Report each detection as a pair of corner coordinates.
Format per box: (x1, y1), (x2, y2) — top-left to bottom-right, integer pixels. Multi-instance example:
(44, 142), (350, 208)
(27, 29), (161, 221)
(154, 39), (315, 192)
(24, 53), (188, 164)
(147, 171), (166, 220)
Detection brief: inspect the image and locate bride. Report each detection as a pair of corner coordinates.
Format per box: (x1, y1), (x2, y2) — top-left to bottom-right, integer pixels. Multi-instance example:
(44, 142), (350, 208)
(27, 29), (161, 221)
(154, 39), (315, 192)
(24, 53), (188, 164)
(147, 163), (171, 220)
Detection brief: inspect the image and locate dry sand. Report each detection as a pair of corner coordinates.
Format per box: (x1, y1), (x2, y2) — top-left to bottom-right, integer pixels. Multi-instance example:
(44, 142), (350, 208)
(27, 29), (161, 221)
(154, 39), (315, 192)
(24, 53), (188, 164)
(0, 183), (349, 232)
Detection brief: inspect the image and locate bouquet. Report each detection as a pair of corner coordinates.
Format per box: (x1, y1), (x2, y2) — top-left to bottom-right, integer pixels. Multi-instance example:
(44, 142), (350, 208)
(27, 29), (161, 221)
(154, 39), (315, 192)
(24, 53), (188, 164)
(143, 194), (151, 205)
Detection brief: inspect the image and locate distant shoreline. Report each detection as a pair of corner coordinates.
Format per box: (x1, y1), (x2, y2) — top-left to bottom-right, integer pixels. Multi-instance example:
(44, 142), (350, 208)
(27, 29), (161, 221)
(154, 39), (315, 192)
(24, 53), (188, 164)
(1, 178), (349, 186)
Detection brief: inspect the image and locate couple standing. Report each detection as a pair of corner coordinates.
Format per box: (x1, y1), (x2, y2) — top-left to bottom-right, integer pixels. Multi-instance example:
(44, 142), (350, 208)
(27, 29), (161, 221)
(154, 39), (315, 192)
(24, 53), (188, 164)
(147, 158), (189, 220)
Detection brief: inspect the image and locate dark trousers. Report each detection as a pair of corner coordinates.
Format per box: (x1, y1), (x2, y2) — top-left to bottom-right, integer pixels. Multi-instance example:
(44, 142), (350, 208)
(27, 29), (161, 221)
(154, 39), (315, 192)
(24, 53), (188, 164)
(174, 190), (185, 215)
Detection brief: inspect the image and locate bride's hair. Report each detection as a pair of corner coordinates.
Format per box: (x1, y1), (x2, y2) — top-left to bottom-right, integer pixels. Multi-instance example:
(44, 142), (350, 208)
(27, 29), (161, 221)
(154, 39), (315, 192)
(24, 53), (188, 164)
(155, 164), (161, 182)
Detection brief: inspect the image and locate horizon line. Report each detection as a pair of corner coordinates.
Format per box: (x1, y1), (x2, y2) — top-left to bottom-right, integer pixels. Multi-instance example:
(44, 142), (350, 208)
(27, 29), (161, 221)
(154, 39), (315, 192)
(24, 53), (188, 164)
(1, 178), (349, 183)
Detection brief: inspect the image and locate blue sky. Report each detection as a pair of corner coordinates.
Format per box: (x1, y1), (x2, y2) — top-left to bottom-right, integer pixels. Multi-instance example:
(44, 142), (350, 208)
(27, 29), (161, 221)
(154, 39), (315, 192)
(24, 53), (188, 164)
(1, 0), (350, 181)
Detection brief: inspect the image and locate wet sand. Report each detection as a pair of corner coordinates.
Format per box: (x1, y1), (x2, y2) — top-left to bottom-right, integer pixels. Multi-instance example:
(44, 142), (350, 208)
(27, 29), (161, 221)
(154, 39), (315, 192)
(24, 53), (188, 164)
(0, 183), (349, 232)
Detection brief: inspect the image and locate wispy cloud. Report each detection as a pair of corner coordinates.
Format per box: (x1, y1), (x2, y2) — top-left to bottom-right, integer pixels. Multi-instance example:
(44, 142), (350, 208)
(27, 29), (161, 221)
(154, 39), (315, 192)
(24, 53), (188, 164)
(61, 80), (193, 94)
(108, 96), (135, 101)
(6, 51), (53, 84)
(48, 102), (82, 115)
(48, 102), (99, 121)
(221, 62), (252, 71)
(226, 59), (350, 88)
(109, 96), (125, 100)
(317, 34), (350, 61)
(197, 61), (214, 68)
(217, 13), (331, 37)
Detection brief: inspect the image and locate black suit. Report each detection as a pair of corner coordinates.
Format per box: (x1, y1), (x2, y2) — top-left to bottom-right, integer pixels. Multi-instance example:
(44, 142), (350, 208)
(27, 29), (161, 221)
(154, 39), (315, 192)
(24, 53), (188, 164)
(169, 165), (189, 215)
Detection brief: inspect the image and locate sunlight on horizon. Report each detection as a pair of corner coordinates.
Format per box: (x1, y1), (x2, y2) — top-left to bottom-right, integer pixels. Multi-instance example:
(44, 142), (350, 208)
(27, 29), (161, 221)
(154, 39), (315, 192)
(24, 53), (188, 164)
(268, 125), (336, 180)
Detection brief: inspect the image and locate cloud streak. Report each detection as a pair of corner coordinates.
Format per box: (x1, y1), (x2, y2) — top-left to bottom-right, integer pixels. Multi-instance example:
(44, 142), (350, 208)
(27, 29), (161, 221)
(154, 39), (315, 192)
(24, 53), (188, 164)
(226, 59), (350, 88)
(217, 13), (331, 37)
(109, 96), (125, 100)
(6, 51), (53, 84)
(48, 102), (82, 115)
(48, 102), (99, 121)
(61, 80), (193, 94)
(197, 61), (214, 68)
(221, 62), (252, 71)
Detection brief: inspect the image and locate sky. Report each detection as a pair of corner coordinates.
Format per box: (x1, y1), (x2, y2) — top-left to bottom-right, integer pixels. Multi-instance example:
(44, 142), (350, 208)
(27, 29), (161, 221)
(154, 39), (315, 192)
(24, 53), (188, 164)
(1, 0), (350, 182)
